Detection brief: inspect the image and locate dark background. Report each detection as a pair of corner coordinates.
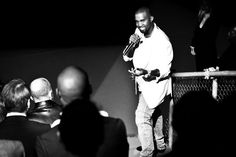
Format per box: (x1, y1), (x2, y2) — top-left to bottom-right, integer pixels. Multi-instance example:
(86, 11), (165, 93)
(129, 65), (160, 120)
(1, 0), (235, 51)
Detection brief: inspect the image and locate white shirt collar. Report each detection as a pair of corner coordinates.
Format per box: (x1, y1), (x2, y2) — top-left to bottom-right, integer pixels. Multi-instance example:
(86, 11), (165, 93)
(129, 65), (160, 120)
(6, 112), (26, 117)
(50, 119), (61, 128)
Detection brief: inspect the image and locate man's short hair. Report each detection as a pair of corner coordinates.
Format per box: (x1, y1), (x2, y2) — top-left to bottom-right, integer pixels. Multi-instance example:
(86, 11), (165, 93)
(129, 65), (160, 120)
(1, 79), (30, 112)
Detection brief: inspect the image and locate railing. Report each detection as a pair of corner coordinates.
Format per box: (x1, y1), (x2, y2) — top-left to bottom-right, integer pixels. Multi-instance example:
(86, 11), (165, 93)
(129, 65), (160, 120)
(171, 70), (236, 103)
(166, 71), (236, 149)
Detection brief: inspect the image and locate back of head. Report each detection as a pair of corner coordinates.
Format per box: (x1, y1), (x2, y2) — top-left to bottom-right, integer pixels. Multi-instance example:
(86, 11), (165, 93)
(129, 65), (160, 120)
(218, 91), (236, 155)
(1, 79), (30, 113)
(171, 90), (221, 156)
(30, 77), (53, 103)
(172, 90), (217, 133)
(59, 99), (103, 156)
(57, 66), (92, 106)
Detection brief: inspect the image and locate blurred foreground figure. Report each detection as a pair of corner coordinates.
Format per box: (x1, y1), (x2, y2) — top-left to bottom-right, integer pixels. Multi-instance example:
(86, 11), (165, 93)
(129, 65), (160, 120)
(218, 25), (236, 70)
(165, 90), (225, 157)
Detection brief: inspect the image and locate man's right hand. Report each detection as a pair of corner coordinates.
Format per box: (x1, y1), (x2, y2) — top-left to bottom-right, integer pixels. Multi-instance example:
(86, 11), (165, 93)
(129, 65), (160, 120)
(129, 34), (140, 45)
(128, 68), (147, 79)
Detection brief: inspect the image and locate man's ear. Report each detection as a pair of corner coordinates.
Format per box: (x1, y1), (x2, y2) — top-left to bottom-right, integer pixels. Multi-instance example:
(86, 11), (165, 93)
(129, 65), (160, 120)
(150, 16), (154, 22)
(49, 90), (53, 99)
(56, 88), (60, 97)
(56, 88), (65, 105)
(27, 99), (31, 110)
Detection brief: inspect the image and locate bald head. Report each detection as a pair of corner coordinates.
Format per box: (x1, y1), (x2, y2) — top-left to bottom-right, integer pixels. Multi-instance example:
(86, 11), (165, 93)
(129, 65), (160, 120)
(30, 78), (53, 103)
(57, 66), (91, 106)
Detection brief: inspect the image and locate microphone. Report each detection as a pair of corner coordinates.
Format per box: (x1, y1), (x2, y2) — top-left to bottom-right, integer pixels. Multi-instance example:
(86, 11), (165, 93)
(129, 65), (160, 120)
(122, 36), (141, 56)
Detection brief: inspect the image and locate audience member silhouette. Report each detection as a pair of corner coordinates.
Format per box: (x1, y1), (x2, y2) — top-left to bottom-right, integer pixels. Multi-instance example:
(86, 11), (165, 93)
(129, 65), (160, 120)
(217, 91), (236, 156)
(35, 66), (92, 157)
(0, 81), (25, 157)
(58, 99), (104, 157)
(0, 79), (50, 157)
(190, 0), (220, 71)
(218, 25), (236, 70)
(27, 77), (62, 127)
(165, 90), (223, 157)
(36, 65), (129, 157)
(96, 117), (129, 157)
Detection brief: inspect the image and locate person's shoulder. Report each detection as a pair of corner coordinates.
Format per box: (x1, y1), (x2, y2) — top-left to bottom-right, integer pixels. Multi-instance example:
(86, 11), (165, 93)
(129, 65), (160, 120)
(27, 119), (51, 131)
(154, 25), (171, 42)
(103, 117), (126, 130)
(37, 127), (58, 142)
(104, 116), (124, 123)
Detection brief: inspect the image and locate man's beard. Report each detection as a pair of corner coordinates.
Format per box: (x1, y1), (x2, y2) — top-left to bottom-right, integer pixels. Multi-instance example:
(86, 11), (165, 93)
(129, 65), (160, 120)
(138, 27), (146, 34)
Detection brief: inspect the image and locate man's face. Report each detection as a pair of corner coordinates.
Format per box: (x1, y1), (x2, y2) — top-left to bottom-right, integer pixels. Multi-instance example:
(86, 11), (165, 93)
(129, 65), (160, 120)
(135, 11), (152, 34)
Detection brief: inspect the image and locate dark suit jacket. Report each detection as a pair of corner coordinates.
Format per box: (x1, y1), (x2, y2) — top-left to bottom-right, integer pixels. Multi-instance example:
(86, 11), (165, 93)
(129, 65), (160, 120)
(97, 117), (129, 157)
(36, 125), (77, 157)
(0, 116), (50, 157)
(27, 100), (62, 125)
(191, 12), (220, 71)
(218, 40), (236, 70)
